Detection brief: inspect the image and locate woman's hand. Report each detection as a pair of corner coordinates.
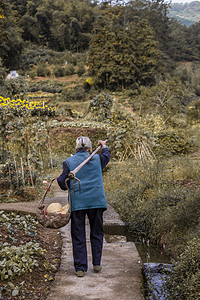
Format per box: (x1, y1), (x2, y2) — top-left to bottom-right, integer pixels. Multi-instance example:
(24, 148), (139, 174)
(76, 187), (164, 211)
(97, 140), (107, 147)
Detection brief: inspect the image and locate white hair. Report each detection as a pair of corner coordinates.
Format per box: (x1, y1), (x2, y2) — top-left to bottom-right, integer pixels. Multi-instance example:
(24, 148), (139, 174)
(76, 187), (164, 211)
(75, 136), (92, 150)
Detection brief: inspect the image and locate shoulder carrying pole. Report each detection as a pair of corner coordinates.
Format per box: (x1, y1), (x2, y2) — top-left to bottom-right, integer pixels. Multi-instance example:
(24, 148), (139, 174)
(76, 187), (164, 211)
(65, 139), (107, 194)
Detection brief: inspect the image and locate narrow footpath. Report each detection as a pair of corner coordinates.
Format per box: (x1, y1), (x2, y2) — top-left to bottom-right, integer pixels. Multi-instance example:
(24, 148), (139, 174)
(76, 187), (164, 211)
(0, 183), (144, 300)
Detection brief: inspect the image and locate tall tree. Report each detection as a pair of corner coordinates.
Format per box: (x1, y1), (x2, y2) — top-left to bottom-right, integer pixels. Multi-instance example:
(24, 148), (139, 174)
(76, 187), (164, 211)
(18, 0), (98, 52)
(0, 0), (23, 68)
(187, 21), (200, 61)
(88, 14), (161, 89)
(124, 0), (171, 52)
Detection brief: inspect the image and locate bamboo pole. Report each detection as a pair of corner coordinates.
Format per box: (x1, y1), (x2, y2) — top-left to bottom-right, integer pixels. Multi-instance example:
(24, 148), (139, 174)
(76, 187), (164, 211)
(27, 157), (34, 187)
(21, 157), (25, 186)
(120, 145), (128, 162)
(14, 156), (19, 187)
(141, 142), (151, 160)
(123, 138), (138, 159)
(48, 135), (53, 169)
(70, 139), (107, 177)
(8, 160), (12, 190)
(146, 143), (156, 160)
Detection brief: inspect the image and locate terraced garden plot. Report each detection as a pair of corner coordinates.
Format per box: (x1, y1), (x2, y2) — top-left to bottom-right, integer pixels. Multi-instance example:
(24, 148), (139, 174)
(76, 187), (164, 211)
(0, 211), (62, 299)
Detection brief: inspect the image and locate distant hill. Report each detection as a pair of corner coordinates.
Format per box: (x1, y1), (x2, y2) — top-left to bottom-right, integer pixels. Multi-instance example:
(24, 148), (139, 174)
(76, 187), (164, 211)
(168, 1), (200, 26)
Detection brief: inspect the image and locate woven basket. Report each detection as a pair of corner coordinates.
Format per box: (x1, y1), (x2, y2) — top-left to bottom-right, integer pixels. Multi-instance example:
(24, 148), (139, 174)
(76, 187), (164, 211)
(36, 207), (70, 229)
(36, 178), (71, 229)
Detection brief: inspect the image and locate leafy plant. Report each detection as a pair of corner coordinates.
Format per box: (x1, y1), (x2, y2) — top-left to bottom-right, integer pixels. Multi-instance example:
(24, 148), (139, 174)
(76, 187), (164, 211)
(64, 64), (75, 76)
(165, 238), (200, 299)
(153, 130), (192, 156)
(61, 85), (86, 101)
(104, 157), (200, 257)
(53, 66), (65, 77)
(89, 92), (113, 121)
(0, 242), (44, 280)
(76, 64), (85, 76)
(36, 63), (50, 77)
(29, 80), (63, 93)
(0, 211), (38, 237)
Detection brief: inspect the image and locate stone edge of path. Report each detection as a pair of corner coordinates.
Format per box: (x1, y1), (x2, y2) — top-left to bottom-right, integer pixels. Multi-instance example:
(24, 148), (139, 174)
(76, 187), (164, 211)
(0, 201), (144, 300)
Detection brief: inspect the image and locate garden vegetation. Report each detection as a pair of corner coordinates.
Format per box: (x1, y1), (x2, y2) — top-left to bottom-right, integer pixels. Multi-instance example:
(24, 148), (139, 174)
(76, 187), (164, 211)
(0, 0), (200, 298)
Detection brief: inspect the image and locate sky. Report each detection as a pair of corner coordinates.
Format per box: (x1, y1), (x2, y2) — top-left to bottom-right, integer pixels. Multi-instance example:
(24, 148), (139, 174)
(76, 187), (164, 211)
(170, 0), (199, 3)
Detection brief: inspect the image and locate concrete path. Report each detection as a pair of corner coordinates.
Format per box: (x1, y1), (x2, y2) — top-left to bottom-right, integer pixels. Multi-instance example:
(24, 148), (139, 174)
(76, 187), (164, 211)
(0, 184), (144, 300)
(47, 184), (144, 300)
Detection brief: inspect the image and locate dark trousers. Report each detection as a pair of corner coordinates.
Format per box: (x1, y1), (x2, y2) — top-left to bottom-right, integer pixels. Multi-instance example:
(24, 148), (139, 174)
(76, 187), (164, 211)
(71, 208), (104, 272)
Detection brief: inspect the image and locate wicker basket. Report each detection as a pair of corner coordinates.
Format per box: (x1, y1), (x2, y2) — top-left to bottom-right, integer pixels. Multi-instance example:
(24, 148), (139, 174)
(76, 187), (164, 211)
(36, 178), (71, 229)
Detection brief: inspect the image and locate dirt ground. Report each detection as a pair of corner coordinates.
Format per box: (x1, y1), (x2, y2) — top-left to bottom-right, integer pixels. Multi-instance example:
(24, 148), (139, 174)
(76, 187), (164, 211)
(0, 219), (62, 299)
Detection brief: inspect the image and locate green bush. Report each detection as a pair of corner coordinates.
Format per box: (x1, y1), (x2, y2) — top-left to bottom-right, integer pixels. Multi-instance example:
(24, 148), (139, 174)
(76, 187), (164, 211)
(104, 158), (200, 257)
(61, 85), (85, 101)
(64, 64), (75, 76)
(174, 63), (200, 97)
(165, 238), (200, 299)
(53, 66), (65, 77)
(64, 52), (77, 66)
(29, 80), (63, 93)
(5, 76), (29, 97)
(130, 80), (184, 117)
(73, 52), (87, 65)
(36, 63), (50, 77)
(21, 47), (66, 70)
(89, 92), (113, 121)
(153, 131), (192, 156)
(76, 64), (85, 77)
(186, 98), (200, 124)
(0, 59), (6, 85)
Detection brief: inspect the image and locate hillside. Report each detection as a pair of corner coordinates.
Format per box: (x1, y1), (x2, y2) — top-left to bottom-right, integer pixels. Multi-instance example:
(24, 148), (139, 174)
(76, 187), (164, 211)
(1, 0), (200, 298)
(168, 1), (200, 26)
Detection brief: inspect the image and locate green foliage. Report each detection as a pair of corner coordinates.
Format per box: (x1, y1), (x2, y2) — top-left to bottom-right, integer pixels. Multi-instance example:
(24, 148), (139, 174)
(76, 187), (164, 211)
(173, 63), (200, 97)
(0, 0), (23, 68)
(154, 131), (192, 156)
(53, 66), (65, 77)
(1, 0), (200, 69)
(0, 58), (6, 84)
(186, 98), (200, 124)
(76, 64), (85, 77)
(0, 280), (24, 298)
(53, 64), (75, 77)
(88, 16), (161, 90)
(5, 76), (29, 98)
(13, 0), (96, 52)
(36, 63), (51, 77)
(0, 242), (44, 280)
(168, 19), (200, 61)
(124, 0), (171, 53)
(61, 85), (86, 101)
(21, 47), (65, 70)
(0, 211), (43, 281)
(89, 92), (113, 121)
(165, 238), (200, 299)
(64, 64), (75, 76)
(130, 80), (184, 117)
(104, 157), (200, 256)
(29, 80), (63, 93)
(0, 211), (38, 237)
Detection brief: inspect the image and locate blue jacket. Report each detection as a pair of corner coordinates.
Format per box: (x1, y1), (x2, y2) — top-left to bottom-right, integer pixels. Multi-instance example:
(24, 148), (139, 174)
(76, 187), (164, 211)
(57, 146), (110, 212)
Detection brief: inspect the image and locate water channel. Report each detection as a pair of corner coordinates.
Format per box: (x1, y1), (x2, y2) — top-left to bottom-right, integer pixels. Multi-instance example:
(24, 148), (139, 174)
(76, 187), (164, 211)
(104, 223), (171, 300)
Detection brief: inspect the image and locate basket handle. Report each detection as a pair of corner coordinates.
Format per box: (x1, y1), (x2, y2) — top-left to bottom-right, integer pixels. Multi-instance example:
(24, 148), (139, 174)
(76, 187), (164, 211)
(38, 178), (55, 209)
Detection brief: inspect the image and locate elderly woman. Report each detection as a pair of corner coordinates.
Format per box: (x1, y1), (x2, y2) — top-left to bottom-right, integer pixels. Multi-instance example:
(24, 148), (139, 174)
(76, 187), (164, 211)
(57, 136), (110, 277)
